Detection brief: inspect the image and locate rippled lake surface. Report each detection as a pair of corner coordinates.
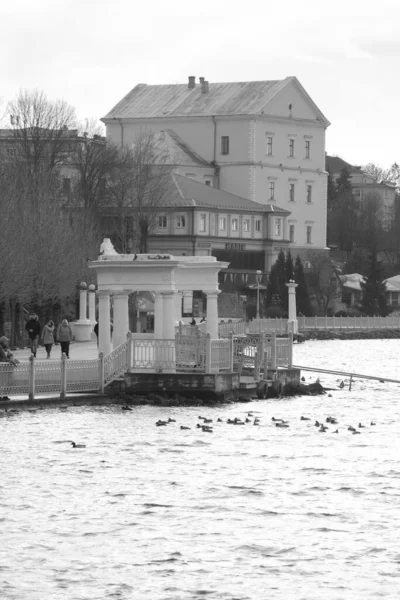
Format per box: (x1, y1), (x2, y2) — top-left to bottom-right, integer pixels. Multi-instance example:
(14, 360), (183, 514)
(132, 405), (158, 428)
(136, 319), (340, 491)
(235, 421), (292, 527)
(1, 339), (400, 600)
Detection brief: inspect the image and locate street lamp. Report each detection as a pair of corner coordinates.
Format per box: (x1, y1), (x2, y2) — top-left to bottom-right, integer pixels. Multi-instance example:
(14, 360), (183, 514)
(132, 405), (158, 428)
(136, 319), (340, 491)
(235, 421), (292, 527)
(256, 270), (262, 319)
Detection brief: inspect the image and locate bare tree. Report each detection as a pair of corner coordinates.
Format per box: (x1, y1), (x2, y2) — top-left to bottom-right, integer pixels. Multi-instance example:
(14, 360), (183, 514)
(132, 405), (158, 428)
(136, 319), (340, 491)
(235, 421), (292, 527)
(305, 251), (343, 315)
(107, 131), (173, 253)
(69, 119), (120, 215)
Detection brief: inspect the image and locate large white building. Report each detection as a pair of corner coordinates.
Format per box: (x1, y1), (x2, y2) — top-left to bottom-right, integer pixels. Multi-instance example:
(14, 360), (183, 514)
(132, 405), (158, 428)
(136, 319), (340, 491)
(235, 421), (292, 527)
(102, 75), (330, 259)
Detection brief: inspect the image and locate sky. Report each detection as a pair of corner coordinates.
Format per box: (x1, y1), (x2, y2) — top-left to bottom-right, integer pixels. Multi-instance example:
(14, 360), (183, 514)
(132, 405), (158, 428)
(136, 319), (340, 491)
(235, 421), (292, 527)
(1, 0), (400, 168)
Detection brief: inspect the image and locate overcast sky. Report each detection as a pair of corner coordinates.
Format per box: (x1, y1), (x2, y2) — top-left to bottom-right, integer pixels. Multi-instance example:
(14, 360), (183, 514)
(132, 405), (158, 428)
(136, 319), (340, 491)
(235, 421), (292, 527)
(2, 0), (399, 168)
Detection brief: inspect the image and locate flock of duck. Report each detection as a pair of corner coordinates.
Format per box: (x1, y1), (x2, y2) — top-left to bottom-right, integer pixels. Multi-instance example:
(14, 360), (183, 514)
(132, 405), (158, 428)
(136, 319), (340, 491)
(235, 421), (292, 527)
(153, 412), (376, 435)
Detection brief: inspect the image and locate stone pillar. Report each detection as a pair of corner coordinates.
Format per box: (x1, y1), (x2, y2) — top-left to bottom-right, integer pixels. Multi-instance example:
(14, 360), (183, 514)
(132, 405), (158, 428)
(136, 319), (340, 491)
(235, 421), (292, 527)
(73, 281), (93, 341)
(206, 291), (219, 339)
(162, 291), (176, 340)
(175, 291), (183, 323)
(286, 280), (298, 335)
(112, 292), (129, 348)
(98, 291), (112, 355)
(88, 284), (96, 323)
(79, 282), (88, 321)
(154, 292), (163, 338)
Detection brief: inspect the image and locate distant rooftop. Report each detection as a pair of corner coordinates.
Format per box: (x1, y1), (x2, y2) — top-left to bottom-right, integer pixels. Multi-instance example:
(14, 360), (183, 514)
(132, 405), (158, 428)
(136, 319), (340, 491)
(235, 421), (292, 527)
(103, 76), (330, 123)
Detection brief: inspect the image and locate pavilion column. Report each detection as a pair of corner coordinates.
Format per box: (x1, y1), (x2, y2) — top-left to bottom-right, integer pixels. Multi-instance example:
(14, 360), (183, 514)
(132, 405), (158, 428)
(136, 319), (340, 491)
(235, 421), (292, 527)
(206, 291), (219, 339)
(112, 292), (130, 348)
(162, 291), (176, 339)
(175, 291), (183, 322)
(154, 292), (164, 339)
(98, 290), (113, 355)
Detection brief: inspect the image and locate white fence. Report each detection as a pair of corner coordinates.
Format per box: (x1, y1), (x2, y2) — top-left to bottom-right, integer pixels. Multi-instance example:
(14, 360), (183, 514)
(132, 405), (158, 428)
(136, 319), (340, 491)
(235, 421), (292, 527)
(0, 355), (99, 399)
(249, 315), (400, 334)
(1, 330), (294, 398)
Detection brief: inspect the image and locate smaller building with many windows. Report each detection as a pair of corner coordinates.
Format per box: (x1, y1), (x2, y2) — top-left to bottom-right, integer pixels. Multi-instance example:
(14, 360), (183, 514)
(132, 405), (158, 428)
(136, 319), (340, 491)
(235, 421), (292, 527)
(103, 173), (291, 294)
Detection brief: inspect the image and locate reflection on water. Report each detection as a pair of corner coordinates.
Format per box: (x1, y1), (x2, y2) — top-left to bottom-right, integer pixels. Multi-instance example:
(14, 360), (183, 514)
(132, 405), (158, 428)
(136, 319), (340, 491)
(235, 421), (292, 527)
(1, 339), (400, 599)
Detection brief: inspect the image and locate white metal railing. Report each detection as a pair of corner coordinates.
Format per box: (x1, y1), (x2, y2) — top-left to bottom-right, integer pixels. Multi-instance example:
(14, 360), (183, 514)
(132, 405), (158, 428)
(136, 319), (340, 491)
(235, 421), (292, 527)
(101, 340), (129, 390)
(0, 354), (99, 400)
(249, 315), (400, 334)
(218, 320), (247, 337)
(232, 332), (292, 374)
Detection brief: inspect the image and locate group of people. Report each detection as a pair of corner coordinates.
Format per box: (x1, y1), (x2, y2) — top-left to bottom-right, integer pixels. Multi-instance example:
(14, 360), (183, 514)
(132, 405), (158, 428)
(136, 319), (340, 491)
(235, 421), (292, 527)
(24, 314), (74, 359)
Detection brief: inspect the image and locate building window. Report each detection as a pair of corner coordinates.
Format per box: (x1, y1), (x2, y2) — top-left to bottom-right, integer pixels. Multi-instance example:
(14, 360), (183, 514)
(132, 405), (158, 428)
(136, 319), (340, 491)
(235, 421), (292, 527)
(289, 139), (295, 157)
(221, 136), (229, 155)
(306, 185), (312, 203)
(158, 215), (167, 228)
(392, 292), (399, 306)
(243, 219), (250, 232)
(205, 180), (211, 186)
(269, 181), (275, 201)
(289, 183), (295, 202)
(305, 140), (310, 158)
(306, 225), (312, 244)
(231, 218), (238, 232)
(275, 218), (282, 236)
(219, 217), (226, 231)
(267, 136), (273, 155)
(255, 220), (261, 233)
(176, 215), (186, 228)
(289, 224), (295, 242)
(199, 214), (206, 232)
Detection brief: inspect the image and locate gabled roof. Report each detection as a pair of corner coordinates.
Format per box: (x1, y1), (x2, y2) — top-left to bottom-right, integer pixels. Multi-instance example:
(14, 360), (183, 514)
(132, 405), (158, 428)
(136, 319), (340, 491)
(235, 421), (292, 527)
(340, 273), (365, 290)
(153, 130), (210, 167)
(103, 76), (329, 124)
(169, 174), (291, 214)
(326, 155), (361, 175)
(384, 274), (400, 292)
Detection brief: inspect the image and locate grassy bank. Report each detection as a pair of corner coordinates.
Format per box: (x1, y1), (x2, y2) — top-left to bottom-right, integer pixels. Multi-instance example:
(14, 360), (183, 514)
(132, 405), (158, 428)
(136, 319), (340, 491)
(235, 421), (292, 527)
(299, 329), (400, 341)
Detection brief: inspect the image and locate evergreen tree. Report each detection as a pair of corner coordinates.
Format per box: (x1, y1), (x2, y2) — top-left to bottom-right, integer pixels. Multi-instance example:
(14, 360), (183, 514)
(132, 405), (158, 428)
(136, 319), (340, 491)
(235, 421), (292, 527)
(276, 249), (287, 309)
(360, 250), (389, 316)
(294, 255), (312, 316)
(265, 263), (280, 306)
(335, 168), (352, 193)
(285, 250), (294, 281)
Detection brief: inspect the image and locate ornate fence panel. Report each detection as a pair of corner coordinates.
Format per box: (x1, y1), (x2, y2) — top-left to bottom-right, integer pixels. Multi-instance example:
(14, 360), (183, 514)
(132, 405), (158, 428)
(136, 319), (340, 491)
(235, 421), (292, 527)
(104, 341), (129, 384)
(128, 338), (176, 371)
(0, 362), (30, 396)
(175, 333), (207, 371)
(65, 359), (100, 393)
(232, 335), (260, 369)
(210, 338), (232, 371)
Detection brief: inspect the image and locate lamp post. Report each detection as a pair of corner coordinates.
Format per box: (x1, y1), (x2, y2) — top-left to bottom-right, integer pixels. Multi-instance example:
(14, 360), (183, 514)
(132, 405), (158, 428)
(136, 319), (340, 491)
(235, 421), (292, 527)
(256, 270), (262, 319)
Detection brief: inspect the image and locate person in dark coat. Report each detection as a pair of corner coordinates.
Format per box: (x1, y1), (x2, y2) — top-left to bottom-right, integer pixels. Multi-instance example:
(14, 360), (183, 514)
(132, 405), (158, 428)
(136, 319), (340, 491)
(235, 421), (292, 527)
(57, 319), (74, 358)
(25, 314), (41, 357)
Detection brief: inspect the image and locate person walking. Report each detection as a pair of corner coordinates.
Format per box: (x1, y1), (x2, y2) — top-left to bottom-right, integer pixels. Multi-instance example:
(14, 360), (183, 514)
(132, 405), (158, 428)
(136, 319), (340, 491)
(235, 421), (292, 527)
(93, 321), (99, 346)
(25, 314), (41, 357)
(41, 320), (55, 359)
(57, 319), (74, 359)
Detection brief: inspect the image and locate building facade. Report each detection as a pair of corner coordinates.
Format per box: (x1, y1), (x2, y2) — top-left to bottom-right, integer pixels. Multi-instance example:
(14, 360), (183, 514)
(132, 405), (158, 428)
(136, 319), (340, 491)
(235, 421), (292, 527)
(102, 76), (330, 257)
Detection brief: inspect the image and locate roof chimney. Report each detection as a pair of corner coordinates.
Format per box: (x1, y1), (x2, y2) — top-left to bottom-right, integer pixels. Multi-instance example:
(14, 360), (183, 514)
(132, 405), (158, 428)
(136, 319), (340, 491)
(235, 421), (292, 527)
(188, 76), (195, 89)
(201, 80), (209, 93)
(199, 77), (205, 85)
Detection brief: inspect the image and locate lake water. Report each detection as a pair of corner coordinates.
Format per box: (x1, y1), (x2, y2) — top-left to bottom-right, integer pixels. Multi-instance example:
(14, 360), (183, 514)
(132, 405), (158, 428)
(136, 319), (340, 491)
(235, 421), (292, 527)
(1, 339), (400, 600)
